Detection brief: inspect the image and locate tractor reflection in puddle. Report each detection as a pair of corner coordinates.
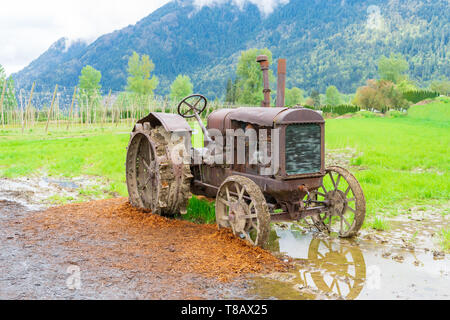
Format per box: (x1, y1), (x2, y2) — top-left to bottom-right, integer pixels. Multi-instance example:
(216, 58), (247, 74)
(253, 227), (367, 300)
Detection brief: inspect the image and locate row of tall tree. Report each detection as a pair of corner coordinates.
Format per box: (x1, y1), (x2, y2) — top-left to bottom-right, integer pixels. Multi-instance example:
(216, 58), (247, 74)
(224, 49), (449, 111)
(77, 52), (194, 110)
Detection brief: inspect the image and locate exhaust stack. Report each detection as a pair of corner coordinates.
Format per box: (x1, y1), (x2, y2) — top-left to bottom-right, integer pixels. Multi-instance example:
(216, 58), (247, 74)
(276, 59), (286, 108)
(257, 55), (271, 108)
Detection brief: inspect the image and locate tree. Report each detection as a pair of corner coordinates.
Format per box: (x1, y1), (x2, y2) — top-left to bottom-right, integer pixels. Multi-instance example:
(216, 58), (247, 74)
(78, 65), (102, 103)
(170, 75), (193, 101)
(225, 79), (233, 103)
(325, 85), (342, 106)
(285, 87), (304, 106)
(0, 64), (18, 113)
(354, 79), (409, 112)
(378, 53), (409, 84)
(430, 80), (450, 96)
(77, 65), (102, 123)
(397, 79), (418, 93)
(225, 78), (240, 104)
(126, 51), (159, 97)
(236, 48), (274, 105)
(310, 89), (321, 107)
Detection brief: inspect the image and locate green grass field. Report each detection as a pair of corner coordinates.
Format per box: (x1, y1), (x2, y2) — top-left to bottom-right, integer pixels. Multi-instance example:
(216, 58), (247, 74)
(1, 98), (448, 229)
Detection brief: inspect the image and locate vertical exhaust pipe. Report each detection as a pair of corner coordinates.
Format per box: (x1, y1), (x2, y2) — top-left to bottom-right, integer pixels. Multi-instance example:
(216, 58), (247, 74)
(276, 59), (286, 108)
(257, 55), (271, 108)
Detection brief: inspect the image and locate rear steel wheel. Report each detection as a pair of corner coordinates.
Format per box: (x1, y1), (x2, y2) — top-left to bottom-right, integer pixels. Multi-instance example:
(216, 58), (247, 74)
(216, 176), (270, 248)
(126, 124), (192, 215)
(311, 166), (366, 238)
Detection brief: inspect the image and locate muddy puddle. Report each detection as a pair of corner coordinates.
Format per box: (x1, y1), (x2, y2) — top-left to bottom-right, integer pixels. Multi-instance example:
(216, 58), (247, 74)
(249, 222), (449, 300)
(0, 176), (111, 210)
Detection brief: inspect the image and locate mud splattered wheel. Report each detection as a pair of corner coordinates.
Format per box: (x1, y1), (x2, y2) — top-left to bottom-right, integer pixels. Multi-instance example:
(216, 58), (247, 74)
(216, 176), (270, 248)
(311, 166), (366, 238)
(126, 123), (192, 216)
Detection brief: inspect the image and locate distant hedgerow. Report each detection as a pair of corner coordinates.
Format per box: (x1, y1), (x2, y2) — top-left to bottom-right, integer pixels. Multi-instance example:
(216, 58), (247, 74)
(303, 104), (360, 115)
(403, 90), (439, 104)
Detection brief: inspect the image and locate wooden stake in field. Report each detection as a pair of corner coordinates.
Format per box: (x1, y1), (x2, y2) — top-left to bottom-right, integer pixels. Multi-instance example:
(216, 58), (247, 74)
(45, 85), (58, 133)
(102, 89), (112, 126)
(67, 86), (77, 130)
(22, 82), (35, 134)
(0, 79), (6, 128)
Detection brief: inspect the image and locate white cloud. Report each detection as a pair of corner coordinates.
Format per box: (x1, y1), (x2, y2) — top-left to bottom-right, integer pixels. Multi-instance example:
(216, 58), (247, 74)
(1, 0), (289, 76)
(0, 0), (170, 76)
(193, 0), (289, 15)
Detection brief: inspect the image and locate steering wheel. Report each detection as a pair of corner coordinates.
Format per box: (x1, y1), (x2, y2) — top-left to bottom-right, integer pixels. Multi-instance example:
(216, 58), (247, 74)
(177, 94), (208, 119)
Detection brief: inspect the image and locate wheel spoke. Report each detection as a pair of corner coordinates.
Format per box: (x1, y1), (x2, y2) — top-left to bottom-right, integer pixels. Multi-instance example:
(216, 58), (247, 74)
(335, 174), (341, 190)
(142, 159), (151, 170)
(342, 216), (351, 228)
(320, 183), (328, 194)
(243, 232), (255, 245)
(140, 175), (152, 190)
(316, 191), (326, 197)
(235, 183), (242, 199)
(347, 206), (356, 214)
(218, 198), (230, 207)
(344, 186), (351, 197)
(193, 98), (202, 110)
(238, 185), (246, 201)
(225, 186), (231, 201)
(329, 172), (336, 189)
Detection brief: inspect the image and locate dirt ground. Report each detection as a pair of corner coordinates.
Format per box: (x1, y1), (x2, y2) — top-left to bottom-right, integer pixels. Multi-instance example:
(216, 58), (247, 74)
(0, 176), (448, 300)
(0, 198), (287, 300)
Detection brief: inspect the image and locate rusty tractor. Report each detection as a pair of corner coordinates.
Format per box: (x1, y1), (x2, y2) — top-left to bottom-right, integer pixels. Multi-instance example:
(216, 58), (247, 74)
(126, 56), (366, 248)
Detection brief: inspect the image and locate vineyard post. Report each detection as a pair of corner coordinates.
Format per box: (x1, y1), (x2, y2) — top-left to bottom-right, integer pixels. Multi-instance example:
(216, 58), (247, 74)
(45, 85), (58, 133)
(22, 82), (35, 133)
(19, 90), (24, 131)
(103, 89), (111, 126)
(67, 86), (77, 130)
(93, 92), (97, 126)
(0, 79), (6, 127)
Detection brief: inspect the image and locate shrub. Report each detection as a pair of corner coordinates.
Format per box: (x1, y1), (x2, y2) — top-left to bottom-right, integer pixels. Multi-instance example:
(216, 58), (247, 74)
(303, 104), (360, 115)
(354, 79), (409, 112)
(386, 110), (406, 118)
(403, 90), (439, 104)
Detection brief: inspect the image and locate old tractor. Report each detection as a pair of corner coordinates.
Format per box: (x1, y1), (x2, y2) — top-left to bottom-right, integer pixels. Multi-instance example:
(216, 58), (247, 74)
(126, 56), (366, 248)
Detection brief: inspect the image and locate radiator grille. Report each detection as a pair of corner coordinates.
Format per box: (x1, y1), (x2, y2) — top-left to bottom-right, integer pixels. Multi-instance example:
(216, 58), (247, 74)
(285, 124), (321, 175)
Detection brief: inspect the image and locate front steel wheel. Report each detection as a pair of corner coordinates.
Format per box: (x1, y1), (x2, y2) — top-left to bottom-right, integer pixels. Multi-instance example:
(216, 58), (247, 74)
(216, 176), (270, 248)
(311, 166), (366, 238)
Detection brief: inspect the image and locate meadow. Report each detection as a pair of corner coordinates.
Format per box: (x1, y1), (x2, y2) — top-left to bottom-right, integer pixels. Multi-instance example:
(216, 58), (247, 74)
(0, 97), (448, 228)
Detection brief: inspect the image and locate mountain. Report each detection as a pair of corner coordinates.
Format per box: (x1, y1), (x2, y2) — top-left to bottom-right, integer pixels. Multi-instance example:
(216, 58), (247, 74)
(12, 0), (450, 99)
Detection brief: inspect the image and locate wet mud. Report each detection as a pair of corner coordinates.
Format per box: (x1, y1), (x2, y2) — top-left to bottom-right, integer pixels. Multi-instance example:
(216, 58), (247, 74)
(0, 198), (285, 299)
(0, 178), (448, 300)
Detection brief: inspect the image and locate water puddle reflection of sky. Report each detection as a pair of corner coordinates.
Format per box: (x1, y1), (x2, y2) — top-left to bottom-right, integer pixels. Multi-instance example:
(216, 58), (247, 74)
(250, 224), (449, 300)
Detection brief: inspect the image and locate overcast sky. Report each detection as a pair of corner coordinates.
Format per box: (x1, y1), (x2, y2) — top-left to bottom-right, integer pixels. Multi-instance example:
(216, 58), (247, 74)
(1, 0), (288, 76)
(0, 0), (170, 76)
